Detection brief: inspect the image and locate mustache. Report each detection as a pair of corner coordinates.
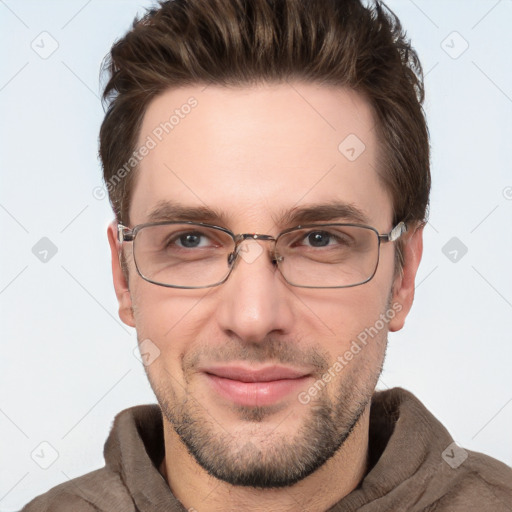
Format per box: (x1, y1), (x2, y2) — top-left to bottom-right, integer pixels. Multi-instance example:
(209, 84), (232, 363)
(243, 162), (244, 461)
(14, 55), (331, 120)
(182, 336), (330, 373)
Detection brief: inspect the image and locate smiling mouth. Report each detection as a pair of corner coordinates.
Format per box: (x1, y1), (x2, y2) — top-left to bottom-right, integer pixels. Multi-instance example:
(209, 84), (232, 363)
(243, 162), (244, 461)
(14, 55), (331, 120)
(200, 364), (313, 407)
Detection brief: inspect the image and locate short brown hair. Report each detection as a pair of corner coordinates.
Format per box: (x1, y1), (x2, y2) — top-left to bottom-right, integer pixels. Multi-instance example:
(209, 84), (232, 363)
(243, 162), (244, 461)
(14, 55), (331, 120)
(100, 0), (430, 262)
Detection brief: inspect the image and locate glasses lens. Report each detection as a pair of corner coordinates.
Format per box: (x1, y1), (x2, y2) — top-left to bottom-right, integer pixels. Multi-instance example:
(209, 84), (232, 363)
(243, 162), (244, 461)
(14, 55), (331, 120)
(276, 225), (379, 288)
(133, 224), (234, 288)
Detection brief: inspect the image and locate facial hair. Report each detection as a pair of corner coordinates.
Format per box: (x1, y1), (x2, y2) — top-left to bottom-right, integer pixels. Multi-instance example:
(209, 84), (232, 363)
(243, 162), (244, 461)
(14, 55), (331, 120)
(146, 330), (387, 489)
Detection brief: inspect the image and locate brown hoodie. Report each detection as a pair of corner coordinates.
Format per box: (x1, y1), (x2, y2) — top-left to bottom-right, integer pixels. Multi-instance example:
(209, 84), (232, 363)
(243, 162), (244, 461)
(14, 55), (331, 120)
(21, 388), (512, 511)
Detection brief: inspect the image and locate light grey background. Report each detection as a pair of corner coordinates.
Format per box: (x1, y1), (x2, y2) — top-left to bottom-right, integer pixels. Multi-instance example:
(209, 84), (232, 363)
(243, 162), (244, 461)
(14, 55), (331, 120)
(1, 0), (511, 509)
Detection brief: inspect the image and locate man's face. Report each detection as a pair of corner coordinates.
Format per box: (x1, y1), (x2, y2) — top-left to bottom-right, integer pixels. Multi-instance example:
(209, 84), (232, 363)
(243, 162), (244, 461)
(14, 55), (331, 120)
(109, 83), (418, 487)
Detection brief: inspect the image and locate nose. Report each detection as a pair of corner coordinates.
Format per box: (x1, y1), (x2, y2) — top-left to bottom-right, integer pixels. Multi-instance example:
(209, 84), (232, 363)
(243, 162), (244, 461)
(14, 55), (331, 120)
(214, 240), (295, 343)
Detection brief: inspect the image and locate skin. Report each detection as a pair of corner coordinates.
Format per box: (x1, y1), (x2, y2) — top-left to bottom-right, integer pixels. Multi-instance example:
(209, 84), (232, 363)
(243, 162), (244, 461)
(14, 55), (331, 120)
(107, 82), (423, 512)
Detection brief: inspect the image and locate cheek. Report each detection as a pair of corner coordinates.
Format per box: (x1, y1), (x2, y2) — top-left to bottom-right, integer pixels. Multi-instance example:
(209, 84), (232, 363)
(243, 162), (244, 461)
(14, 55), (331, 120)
(131, 283), (212, 357)
(299, 283), (390, 348)
(131, 288), (209, 395)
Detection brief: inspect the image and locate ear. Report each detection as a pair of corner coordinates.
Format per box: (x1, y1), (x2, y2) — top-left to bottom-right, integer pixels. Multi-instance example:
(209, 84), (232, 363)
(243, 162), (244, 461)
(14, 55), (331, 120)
(388, 223), (424, 332)
(107, 220), (136, 328)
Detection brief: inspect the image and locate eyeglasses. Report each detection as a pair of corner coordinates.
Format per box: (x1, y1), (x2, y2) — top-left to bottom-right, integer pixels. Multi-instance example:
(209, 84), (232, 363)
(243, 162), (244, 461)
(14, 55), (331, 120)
(117, 221), (407, 289)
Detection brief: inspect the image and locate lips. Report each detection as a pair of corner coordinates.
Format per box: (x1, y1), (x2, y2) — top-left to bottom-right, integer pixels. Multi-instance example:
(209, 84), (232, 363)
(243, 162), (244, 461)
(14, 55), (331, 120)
(200, 365), (313, 407)
(204, 365), (309, 382)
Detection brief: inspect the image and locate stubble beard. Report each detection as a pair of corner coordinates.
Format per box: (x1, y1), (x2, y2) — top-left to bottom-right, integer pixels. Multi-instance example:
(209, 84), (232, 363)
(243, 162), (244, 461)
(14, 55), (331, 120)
(149, 337), (386, 489)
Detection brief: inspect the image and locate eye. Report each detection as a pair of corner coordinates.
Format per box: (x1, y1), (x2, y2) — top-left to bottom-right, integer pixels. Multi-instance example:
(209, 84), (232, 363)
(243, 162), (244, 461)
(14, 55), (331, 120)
(138, 224), (233, 260)
(165, 230), (219, 250)
(305, 231), (334, 247)
(174, 232), (210, 248)
(301, 230), (351, 248)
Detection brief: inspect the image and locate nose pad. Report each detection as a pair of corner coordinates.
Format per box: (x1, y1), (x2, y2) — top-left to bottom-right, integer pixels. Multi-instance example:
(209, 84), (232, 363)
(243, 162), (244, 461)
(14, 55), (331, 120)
(226, 242), (259, 268)
(227, 250), (237, 267)
(273, 253), (284, 264)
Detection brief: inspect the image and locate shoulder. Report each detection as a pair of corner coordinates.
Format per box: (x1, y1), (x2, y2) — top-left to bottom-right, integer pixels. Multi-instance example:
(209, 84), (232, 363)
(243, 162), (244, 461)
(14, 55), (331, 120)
(425, 449), (512, 511)
(21, 403), (165, 512)
(21, 467), (136, 512)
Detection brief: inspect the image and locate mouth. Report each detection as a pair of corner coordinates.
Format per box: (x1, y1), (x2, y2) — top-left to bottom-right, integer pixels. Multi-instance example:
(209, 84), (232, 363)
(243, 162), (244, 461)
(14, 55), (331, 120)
(200, 365), (313, 407)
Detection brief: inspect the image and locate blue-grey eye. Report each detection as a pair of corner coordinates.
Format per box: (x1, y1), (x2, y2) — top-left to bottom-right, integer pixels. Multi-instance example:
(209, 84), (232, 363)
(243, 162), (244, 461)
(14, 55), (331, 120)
(177, 233), (204, 248)
(306, 231), (332, 247)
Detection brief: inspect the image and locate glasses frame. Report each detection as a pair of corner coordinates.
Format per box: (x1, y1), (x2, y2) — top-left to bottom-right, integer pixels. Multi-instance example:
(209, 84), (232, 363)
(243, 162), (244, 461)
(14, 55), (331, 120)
(117, 220), (407, 289)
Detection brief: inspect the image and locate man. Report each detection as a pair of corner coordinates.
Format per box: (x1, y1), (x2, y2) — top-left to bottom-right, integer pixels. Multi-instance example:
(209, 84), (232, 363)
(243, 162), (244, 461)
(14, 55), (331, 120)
(22, 0), (512, 510)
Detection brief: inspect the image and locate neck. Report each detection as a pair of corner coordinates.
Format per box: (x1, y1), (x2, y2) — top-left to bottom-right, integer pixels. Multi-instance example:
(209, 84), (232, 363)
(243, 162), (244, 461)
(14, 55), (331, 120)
(159, 406), (370, 512)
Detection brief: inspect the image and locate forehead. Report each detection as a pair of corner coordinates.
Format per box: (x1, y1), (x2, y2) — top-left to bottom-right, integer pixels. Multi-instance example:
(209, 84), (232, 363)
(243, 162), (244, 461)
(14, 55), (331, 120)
(130, 82), (392, 230)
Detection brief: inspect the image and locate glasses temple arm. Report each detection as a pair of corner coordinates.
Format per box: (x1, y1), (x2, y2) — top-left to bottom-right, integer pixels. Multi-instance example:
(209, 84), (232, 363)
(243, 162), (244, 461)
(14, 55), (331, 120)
(379, 221), (407, 243)
(117, 224), (134, 242)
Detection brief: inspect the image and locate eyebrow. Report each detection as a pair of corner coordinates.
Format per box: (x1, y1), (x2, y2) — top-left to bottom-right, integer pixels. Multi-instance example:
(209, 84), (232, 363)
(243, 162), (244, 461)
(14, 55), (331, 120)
(145, 201), (229, 225)
(143, 200), (370, 228)
(276, 202), (370, 227)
